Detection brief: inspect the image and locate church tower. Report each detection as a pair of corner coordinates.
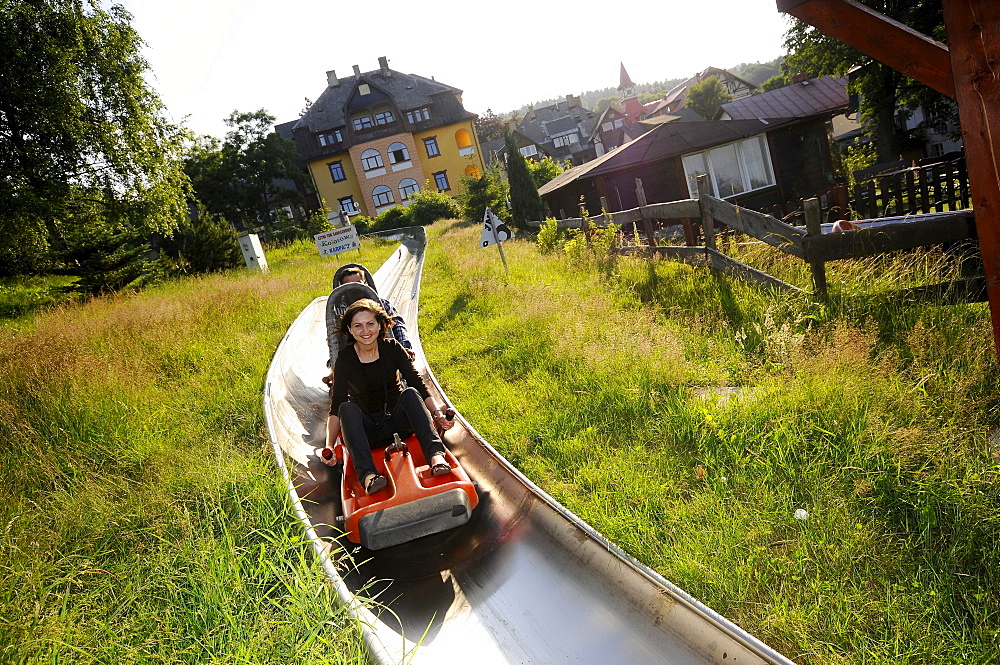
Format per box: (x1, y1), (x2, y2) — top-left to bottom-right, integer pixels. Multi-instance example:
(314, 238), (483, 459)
(619, 63), (642, 121)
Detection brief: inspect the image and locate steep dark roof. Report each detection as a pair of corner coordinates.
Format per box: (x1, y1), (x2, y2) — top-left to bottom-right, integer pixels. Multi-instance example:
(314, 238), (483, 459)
(661, 67), (758, 111)
(592, 119), (773, 174)
(720, 76), (848, 121)
(294, 67), (467, 133)
(539, 119), (775, 196)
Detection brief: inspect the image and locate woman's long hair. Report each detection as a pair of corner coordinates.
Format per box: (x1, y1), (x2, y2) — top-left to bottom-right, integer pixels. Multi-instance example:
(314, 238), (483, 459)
(338, 298), (394, 343)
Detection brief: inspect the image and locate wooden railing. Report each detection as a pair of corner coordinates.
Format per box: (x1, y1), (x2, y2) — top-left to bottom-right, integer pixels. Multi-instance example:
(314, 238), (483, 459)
(529, 174), (980, 299)
(850, 155), (970, 219)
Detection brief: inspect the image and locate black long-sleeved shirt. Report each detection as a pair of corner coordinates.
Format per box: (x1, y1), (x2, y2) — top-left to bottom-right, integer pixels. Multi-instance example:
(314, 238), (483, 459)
(329, 338), (430, 416)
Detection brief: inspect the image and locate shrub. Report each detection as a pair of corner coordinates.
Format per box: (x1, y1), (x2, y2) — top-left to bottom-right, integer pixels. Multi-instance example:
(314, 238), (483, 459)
(406, 188), (460, 227)
(372, 205), (410, 232)
(160, 207), (243, 275)
(536, 217), (567, 254)
(306, 208), (333, 237)
(458, 165), (510, 224)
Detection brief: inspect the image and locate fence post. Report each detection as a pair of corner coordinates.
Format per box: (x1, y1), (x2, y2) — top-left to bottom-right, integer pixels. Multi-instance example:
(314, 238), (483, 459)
(804, 197), (828, 298)
(696, 175), (717, 250)
(635, 178), (656, 246)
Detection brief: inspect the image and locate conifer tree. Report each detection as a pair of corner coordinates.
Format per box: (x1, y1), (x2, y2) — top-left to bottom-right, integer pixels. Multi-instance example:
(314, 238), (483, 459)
(504, 129), (545, 230)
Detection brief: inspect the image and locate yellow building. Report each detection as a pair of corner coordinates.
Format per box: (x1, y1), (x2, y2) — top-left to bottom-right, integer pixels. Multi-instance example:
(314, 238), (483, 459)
(292, 56), (485, 219)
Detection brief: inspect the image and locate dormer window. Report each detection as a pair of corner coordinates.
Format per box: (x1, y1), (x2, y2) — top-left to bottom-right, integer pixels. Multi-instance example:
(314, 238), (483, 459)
(317, 129), (343, 147)
(552, 132), (579, 148)
(406, 107), (430, 123)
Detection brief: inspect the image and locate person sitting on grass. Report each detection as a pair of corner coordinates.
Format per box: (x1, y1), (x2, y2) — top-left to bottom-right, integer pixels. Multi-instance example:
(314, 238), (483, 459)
(321, 298), (453, 494)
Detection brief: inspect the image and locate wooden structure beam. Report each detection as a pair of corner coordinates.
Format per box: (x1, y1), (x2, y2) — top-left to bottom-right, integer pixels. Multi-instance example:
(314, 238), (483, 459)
(778, 0), (1000, 358)
(941, 0), (1000, 358)
(776, 0), (955, 97)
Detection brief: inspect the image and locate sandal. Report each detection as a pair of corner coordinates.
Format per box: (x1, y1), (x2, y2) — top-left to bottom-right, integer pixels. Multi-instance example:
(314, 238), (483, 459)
(430, 455), (451, 476)
(364, 473), (387, 494)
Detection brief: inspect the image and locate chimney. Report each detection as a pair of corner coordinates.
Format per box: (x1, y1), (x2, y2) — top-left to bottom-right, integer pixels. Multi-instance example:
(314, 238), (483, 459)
(378, 56), (390, 77)
(566, 94), (574, 107)
(326, 70), (339, 87)
(352, 64), (361, 77)
(791, 72), (808, 84)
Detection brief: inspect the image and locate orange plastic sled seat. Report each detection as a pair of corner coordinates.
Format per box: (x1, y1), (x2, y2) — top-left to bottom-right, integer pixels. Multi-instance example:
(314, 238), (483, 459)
(333, 434), (479, 550)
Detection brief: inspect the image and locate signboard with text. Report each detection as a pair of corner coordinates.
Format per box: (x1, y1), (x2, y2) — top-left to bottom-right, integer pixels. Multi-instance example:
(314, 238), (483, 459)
(315, 225), (360, 257)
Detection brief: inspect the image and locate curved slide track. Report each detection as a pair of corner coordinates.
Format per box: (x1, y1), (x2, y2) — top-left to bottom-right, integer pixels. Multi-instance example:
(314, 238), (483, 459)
(264, 228), (795, 665)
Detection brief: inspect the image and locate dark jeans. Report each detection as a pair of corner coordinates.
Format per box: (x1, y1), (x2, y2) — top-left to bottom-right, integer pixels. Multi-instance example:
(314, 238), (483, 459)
(339, 386), (446, 481)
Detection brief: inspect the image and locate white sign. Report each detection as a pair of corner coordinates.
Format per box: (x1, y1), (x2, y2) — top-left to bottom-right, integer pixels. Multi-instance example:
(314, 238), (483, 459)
(238, 233), (268, 273)
(480, 208), (514, 248)
(315, 225), (360, 257)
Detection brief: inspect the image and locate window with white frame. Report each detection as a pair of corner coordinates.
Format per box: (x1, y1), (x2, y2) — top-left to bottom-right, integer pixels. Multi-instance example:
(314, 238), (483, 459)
(433, 170), (449, 191)
(406, 107), (430, 123)
(552, 132), (579, 148)
(602, 121), (613, 132)
(387, 142), (410, 164)
(373, 185), (394, 207)
(317, 129), (343, 147)
(519, 144), (538, 158)
(424, 137), (440, 157)
(399, 178), (419, 200)
(328, 161), (346, 182)
(353, 115), (373, 131)
(361, 148), (384, 172)
(682, 135), (775, 199)
(338, 196), (359, 214)
(375, 110), (394, 125)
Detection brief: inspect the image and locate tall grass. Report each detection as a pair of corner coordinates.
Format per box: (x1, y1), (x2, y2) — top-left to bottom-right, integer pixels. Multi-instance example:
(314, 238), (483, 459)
(418, 220), (1000, 664)
(5, 223), (999, 664)
(0, 238), (396, 664)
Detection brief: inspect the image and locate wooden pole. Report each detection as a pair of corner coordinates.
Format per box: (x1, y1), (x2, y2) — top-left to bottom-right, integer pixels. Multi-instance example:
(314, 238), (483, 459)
(635, 178), (656, 246)
(776, 0), (954, 97)
(803, 197), (828, 298)
(696, 175), (718, 250)
(940, 0), (1000, 359)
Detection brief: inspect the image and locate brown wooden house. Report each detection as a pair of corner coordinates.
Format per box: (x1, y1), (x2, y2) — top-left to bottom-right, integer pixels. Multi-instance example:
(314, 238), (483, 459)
(539, 77), (849, 219)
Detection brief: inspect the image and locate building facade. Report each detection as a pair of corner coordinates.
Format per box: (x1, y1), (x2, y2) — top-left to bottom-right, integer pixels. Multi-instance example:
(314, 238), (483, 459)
(291, 57), (485, 218)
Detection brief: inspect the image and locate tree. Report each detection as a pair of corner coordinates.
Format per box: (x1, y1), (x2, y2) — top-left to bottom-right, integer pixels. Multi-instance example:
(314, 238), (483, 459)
(781, 3), (951, 163)
(0, 0), (190, 278)
(475, 108), (506, 144)
(685, 76), (734, 119)
(592, 97), (621, 115)
(459, 163), (510, 224)
(159, 205), (242, 275)
(526, 156), (568, 188)
(504, 129), (545, 230)
(184, 110), (308, 231)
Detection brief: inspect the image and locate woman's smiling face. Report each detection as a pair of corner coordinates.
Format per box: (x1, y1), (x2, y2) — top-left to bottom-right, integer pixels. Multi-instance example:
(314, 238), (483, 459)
(349, 309), (380, 345)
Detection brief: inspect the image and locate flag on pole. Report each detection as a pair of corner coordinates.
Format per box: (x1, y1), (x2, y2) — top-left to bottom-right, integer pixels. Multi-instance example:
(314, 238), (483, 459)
(480, 208), (513, 248)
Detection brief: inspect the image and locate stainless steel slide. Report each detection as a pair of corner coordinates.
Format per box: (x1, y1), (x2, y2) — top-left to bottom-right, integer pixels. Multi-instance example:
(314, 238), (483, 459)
(264, 228), (795, 665)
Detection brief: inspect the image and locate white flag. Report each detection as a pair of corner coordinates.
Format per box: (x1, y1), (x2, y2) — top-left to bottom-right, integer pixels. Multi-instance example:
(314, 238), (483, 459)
(480, 208), (514, 248)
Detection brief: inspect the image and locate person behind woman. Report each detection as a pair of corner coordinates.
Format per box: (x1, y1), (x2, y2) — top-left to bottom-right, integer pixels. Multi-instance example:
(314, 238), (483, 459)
(321, 298), (453, 494)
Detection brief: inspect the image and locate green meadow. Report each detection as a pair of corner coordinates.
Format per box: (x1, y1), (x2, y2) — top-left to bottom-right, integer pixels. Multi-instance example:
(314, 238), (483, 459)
(3, 223), (999, 664)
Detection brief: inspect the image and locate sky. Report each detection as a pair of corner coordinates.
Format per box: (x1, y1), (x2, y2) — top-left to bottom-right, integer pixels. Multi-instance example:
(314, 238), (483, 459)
(111, 0), (794, 140)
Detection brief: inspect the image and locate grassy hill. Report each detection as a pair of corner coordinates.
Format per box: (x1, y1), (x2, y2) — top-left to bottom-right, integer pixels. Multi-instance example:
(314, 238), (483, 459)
(2, 222), (999, 663)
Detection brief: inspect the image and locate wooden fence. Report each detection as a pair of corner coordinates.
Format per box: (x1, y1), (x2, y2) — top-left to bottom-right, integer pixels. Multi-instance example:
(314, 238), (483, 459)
(851, 155), (970, 219)
(529, 174), (981, 301)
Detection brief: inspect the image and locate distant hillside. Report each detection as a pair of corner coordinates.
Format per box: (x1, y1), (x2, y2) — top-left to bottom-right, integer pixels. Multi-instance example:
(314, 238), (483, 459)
(501, 57), (784, 119)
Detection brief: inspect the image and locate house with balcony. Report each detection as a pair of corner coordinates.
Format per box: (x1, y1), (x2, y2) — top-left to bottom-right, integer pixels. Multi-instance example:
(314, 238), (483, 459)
(291, 57), (485, 218)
